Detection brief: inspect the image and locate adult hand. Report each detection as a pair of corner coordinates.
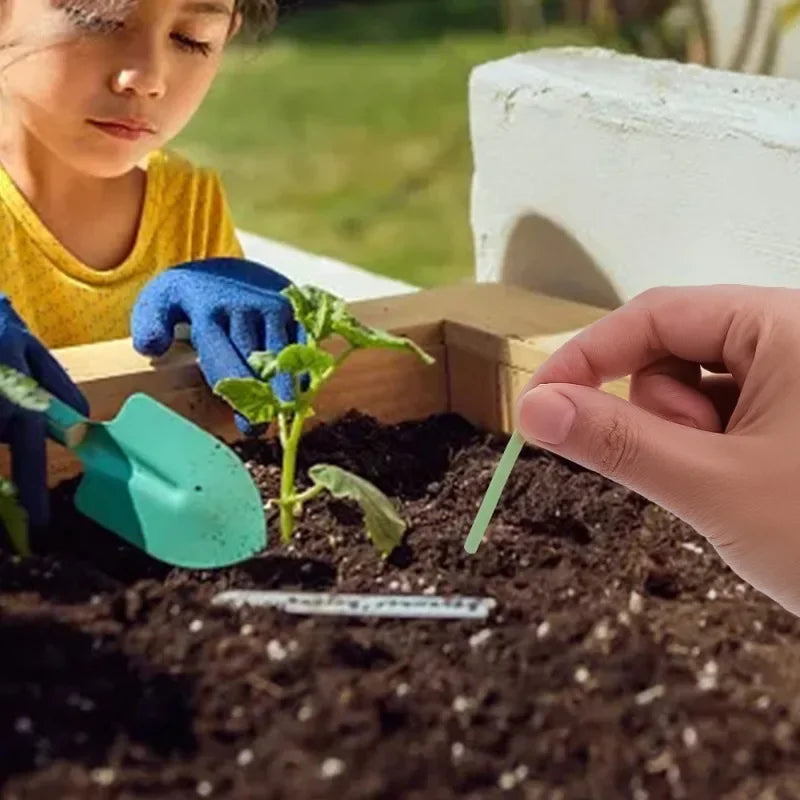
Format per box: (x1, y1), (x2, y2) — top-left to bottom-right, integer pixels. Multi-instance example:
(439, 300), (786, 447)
(515, 285), (800, 615)
(0, 295), (89, 528)
(131, 258), (304, 434)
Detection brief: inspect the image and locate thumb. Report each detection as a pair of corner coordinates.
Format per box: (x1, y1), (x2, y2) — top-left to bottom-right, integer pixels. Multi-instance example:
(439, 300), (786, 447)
(515, 383), (727, 515)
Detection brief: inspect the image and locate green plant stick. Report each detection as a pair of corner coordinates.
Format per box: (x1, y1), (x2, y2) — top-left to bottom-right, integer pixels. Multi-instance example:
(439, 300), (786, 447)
(464, 430), (525, 554)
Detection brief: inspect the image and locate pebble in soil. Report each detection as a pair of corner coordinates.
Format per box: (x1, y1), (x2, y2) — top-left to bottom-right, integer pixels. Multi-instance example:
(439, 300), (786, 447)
(1, 412), (800, 799)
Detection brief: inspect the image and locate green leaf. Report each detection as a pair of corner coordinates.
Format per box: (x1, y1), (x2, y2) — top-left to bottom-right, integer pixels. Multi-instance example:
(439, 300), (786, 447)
(0, 478), (30, 557)
(213, 377), (279, 424)
(330, 313), (435, 364)
(276, 344), (334, 382)
(780, 0), (800, 29)
(0, 364), (50, 412)
(282, 284), (343, 341)
(247, 351), (279, 382)
(282, 284), (434, 363)
(308, 463), (406, 555)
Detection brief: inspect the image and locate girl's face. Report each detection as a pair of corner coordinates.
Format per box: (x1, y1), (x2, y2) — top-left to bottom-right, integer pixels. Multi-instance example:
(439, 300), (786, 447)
(0, 0), (241, 178)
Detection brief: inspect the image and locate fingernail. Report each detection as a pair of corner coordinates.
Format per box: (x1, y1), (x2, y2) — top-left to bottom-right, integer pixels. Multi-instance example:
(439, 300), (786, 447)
(517, 386), (576, 445)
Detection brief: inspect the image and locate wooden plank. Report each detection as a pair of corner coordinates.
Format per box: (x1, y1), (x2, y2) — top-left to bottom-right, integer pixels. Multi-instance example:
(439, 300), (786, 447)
(308, 343), (448, 429)
(0, 319), (447, 487)
(443, 301), (629, 436)
(361, 283), (622, 436)
(33, 283), (605, 413)
(447, 346), (500, 432)
(348, 282), (609, 337)
(50, 320), (443, 406)
(0, 283), (625, 484)
(443, 320), (586, 374)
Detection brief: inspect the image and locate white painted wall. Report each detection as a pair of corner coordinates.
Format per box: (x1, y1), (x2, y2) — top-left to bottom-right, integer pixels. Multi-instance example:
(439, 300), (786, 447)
(705, 0), (800, 79)
(470, 47), (800, 308)
(237, 230), (416, 301)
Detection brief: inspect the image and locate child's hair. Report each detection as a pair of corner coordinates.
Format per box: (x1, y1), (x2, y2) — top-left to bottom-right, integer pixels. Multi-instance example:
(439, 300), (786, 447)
(0, 0), (280, 38)
(236, 0), (279, 37)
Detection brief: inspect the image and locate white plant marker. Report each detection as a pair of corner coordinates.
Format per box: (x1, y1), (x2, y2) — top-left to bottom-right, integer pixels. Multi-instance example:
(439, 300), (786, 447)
(212, 590), (496, 620)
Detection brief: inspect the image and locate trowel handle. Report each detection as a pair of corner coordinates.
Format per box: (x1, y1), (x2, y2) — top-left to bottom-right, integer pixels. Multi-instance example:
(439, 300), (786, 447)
(45, 396), (90, 449)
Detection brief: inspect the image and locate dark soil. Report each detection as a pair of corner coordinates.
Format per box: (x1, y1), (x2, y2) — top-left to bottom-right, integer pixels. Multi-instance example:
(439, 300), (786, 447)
(2, 411), (800, 799)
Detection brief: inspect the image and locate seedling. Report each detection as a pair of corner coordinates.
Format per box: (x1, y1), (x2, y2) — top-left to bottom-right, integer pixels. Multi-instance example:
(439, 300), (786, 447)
(0, 364), (52, 556)
(214, 284), (434, 555)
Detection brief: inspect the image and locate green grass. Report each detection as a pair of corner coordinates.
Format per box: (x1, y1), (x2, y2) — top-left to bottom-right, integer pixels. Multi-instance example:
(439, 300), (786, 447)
(175, 6), (604, 287)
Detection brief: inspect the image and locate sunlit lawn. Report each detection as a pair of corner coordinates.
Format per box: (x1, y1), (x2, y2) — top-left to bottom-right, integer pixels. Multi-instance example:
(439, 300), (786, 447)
(176, 6), (601, 287)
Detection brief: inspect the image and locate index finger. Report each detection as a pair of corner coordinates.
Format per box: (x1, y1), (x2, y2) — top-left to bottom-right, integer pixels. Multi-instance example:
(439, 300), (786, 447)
(529, 285), (767, 391)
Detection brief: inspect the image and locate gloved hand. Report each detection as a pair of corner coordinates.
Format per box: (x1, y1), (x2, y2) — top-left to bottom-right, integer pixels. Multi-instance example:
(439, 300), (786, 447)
(0, 295), (89, 528)
(130, 258), (304, 434)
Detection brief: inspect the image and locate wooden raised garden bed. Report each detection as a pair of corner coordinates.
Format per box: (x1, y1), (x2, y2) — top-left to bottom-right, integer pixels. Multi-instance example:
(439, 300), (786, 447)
(1, 283), (799, 799)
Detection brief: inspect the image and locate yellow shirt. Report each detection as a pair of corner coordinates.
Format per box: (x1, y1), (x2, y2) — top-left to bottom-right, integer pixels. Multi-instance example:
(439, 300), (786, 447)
(0, 149), (244, 349)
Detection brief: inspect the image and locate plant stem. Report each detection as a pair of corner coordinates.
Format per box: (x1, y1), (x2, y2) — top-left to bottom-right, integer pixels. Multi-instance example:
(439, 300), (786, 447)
(277, 413), (289, 449)
(276, 348), (354, 542)
(279, 410), (307, 542)
(293, 483), (325, 505)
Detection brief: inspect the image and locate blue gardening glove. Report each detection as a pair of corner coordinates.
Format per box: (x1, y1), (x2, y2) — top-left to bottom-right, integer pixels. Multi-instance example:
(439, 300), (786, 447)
(130, 258), (304, 434)
(0, 295), (89, 528)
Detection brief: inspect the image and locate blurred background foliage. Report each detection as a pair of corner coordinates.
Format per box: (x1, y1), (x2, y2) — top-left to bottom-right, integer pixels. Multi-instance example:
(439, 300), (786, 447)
(174, 0), (800, 288)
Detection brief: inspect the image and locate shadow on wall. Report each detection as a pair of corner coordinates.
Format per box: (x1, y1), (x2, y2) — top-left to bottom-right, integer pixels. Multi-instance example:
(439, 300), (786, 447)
(502, 213), (622, 310)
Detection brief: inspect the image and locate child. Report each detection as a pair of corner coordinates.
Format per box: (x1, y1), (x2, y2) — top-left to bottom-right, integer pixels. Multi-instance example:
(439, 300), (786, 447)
(0, 0), (300, 527)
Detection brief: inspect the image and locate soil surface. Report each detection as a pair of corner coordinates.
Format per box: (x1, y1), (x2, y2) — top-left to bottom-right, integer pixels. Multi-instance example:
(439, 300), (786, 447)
(2, 411), (800, 799)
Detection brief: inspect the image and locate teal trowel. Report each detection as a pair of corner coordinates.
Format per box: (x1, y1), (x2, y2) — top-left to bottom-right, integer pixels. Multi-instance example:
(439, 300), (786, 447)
(45, 393), (266, 568)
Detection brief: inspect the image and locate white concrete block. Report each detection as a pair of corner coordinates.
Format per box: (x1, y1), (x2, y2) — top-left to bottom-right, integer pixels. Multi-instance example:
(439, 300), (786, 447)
(470, 47), (800, 308)
(237, 230), (417, 301)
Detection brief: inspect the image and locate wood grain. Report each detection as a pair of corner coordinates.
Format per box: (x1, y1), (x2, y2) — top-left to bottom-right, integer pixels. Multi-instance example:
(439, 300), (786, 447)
(1, 284), (621, 484)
